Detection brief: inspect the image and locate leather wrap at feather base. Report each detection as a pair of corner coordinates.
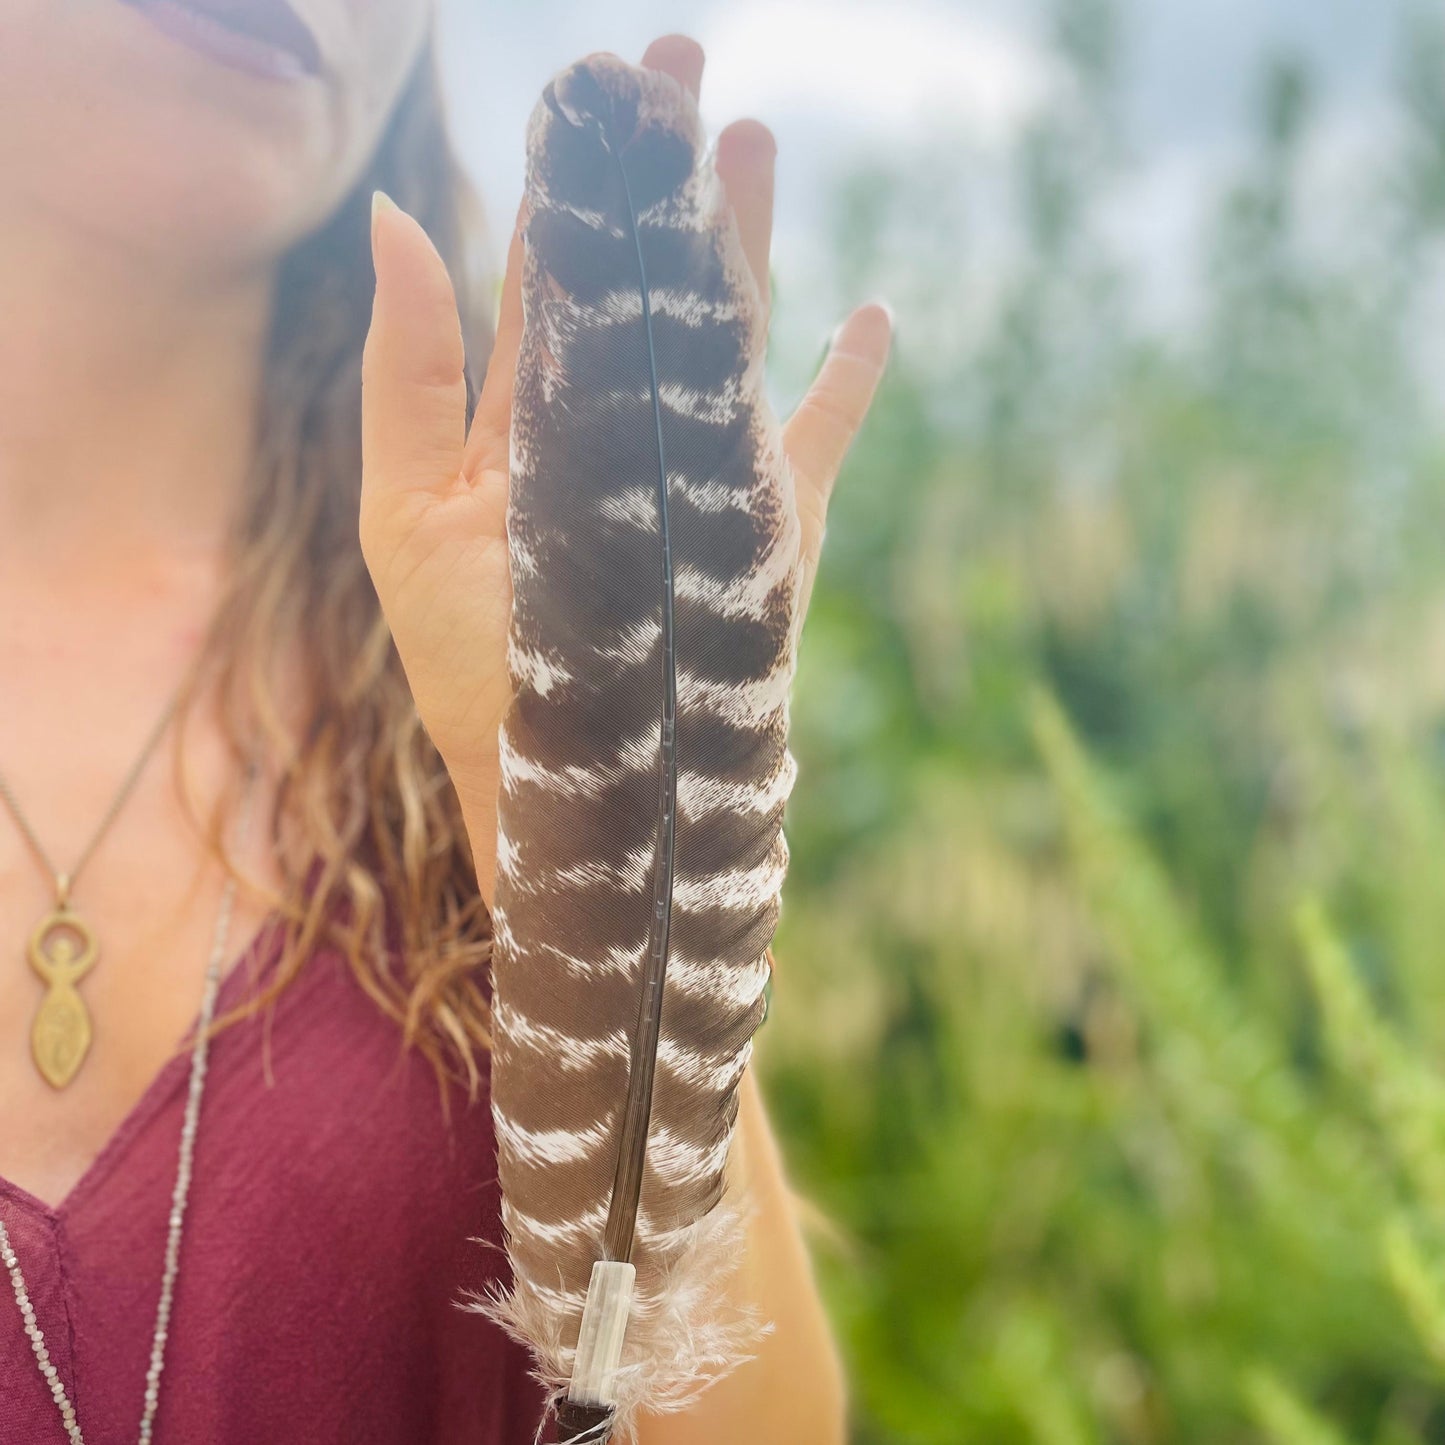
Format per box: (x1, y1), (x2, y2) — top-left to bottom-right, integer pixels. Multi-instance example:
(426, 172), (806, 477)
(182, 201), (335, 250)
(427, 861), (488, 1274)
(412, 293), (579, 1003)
(476, 55), (803, 1437)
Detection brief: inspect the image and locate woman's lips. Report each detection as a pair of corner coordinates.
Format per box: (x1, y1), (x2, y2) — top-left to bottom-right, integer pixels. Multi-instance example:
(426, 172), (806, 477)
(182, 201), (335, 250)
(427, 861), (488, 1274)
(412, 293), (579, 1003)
(118, 0), (321, 83)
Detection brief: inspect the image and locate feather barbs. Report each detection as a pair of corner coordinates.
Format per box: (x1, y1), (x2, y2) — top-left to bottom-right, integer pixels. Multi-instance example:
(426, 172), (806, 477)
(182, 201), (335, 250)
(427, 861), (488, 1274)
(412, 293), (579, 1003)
(476, 53), (802, 1441)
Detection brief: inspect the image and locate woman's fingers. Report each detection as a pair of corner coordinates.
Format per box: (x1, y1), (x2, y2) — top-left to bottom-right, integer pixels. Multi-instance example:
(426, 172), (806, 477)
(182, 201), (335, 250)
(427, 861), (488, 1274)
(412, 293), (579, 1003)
(641, 33), (704, 99)
(640, 36), (775, 308)
(715, 119), (776, 311)
(361, 191), (468, 521)
(785, 302), (894, 616)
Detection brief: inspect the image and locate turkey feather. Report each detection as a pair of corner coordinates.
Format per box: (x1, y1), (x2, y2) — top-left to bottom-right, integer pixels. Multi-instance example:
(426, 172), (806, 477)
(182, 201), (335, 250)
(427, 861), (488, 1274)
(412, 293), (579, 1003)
(477, 53), (802, 1441)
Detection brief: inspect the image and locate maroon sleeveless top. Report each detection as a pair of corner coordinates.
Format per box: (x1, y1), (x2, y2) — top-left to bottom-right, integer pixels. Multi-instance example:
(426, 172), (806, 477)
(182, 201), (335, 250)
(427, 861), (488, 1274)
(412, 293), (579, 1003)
(0, 913), (550, 1444)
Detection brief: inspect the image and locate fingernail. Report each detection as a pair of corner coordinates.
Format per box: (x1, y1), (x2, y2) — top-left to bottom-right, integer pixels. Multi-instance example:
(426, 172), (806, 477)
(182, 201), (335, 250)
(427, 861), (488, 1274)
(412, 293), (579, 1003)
(371, 188), (398, 245)
(829, 299), (895, 350)
(862, 298), (895, 334)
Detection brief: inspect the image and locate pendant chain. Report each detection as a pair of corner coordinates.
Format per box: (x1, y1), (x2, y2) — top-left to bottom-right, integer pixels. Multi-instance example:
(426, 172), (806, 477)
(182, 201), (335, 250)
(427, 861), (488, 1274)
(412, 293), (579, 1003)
(0, 684), (185, 906)
(0, 755), (261, 1444)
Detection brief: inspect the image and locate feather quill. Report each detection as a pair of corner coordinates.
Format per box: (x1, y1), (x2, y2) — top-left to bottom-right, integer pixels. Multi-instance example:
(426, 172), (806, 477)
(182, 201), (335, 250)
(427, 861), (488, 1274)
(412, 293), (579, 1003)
(478, 53), (803, 1442)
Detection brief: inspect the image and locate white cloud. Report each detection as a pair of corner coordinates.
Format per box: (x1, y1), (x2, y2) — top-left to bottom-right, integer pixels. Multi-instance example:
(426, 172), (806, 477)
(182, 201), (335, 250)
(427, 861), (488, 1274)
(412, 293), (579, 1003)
(696, 0), (1058, 144)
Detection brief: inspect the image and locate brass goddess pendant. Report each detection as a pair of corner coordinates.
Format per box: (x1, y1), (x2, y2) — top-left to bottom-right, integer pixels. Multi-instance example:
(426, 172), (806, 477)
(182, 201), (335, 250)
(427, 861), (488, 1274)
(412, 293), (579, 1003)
(27, 897), (98, 1089)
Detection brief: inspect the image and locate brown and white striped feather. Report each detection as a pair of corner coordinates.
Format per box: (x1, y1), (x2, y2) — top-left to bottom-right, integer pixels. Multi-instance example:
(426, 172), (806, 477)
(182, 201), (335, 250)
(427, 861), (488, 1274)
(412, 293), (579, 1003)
(475, 54), (803, 1433)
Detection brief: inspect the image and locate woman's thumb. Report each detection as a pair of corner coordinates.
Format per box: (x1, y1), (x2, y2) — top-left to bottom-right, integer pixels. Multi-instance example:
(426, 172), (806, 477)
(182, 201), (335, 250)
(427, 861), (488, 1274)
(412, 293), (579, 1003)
(361, 189), (468, 509)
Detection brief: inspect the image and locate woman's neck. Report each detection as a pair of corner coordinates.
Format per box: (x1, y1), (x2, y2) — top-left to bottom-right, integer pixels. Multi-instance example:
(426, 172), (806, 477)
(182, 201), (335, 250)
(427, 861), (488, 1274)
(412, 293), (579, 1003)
(0, 203), (276, 580)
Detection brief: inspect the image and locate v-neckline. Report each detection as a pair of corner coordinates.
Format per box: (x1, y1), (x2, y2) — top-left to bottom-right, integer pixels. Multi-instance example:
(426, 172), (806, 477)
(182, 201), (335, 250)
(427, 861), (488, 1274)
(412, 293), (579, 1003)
(0, 906), (286, 1224)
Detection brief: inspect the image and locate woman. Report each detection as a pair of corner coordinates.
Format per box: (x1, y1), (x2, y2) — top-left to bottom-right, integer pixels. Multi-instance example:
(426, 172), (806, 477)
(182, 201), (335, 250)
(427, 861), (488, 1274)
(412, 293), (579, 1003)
(0, 2), (890, 1441)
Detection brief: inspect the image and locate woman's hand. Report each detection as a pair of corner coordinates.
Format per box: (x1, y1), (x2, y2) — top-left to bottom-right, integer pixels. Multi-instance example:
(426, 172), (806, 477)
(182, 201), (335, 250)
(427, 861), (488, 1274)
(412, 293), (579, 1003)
(360, 34), (892, 907)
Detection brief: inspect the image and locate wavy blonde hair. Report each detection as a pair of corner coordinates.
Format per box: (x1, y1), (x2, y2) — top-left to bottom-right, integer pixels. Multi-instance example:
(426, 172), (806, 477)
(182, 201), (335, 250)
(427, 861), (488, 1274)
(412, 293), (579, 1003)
(174, 33), (498, 1093)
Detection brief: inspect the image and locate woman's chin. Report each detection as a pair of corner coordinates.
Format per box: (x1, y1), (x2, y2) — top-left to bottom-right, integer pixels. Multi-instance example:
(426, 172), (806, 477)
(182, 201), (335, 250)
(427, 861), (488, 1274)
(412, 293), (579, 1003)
(10, 8), (329, 159)
(0, 11), (346, 272)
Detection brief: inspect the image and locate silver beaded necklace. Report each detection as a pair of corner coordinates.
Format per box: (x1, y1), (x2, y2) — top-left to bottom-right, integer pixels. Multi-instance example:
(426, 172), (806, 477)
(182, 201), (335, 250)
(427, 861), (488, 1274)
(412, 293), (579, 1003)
(0, 757), (261, 1444)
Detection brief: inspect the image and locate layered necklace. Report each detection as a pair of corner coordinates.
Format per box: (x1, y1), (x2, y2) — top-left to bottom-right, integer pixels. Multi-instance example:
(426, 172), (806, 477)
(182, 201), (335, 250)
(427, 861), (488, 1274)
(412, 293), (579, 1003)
(0, 749), (261, 1443)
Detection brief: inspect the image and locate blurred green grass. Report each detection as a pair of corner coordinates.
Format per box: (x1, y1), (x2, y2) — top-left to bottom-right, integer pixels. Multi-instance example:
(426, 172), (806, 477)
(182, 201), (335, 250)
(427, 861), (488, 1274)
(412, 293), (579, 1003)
(759, 5), (1445, 1440)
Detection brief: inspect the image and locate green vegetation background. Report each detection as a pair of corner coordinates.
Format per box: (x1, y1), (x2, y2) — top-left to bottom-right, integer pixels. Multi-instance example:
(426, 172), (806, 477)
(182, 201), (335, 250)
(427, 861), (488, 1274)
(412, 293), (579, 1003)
(760, 4), (1445, 1440)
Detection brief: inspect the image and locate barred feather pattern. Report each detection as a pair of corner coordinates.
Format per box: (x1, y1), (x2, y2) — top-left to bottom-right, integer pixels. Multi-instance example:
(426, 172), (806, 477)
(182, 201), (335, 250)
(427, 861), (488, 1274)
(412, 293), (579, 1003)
(476, 55), (803, 1434)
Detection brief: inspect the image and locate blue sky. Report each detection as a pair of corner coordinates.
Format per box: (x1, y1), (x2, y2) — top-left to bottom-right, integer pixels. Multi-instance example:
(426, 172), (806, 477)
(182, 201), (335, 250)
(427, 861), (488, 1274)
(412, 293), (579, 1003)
(434, 1), (1412, 339)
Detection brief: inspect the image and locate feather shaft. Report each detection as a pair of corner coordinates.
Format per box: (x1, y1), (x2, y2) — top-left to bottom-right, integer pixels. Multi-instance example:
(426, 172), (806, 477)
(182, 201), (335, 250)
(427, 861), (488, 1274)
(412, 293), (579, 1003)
(602, 144), (678, 1271)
